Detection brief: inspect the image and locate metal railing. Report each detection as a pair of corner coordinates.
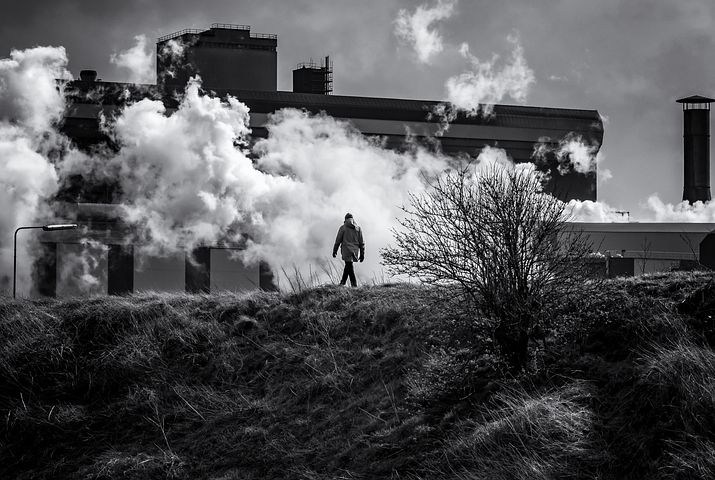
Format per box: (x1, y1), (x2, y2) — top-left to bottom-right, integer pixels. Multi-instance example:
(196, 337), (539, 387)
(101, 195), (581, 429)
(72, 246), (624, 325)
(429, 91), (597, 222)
(158, 28), (203, 42)
(158, 24), (277, 42)
(250, 32), (278, 40)
(211, 23), (250, 30)
(209, 23), (277, 39)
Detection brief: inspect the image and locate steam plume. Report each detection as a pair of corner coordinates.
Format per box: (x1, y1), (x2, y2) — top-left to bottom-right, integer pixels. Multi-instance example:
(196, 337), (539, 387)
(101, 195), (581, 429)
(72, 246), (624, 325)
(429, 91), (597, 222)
(110, 35), (154, 84)
(0, 46), (70, 295)
(394, 0), (457, 64)
(445, 34), (535, 116)
(532, 134), (612, 183)
(566, 200), (629, 222)
(57, 239), (108, 296)
(83, 79), (451, 286)
(645, 196), (715, 222)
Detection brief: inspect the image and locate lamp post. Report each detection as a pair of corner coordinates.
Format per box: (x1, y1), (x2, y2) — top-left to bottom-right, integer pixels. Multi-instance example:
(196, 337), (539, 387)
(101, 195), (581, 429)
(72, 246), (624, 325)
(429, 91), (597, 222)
(13, 223), (78, 299)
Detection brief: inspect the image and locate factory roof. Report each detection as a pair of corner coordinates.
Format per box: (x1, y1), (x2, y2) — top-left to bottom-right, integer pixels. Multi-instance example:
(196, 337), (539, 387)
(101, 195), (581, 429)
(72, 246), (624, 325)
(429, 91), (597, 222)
(64, 80), (603, 140)
(218, 88), (603, 130)
(571, 222), (715, 233)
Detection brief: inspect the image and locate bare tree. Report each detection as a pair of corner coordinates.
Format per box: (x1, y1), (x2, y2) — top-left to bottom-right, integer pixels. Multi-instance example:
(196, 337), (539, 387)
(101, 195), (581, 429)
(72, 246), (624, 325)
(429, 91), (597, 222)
(639, 236), (653, 275)
(381, 163), (595, 371)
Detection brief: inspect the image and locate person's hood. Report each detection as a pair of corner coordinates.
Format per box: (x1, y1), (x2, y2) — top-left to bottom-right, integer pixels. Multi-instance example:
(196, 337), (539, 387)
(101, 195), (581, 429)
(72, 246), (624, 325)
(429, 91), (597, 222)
(344, 218), (356, 229)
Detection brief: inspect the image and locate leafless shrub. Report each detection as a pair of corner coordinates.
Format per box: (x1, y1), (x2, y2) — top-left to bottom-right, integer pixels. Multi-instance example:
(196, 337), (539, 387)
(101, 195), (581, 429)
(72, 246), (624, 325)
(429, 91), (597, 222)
(382, 163), (596, 370)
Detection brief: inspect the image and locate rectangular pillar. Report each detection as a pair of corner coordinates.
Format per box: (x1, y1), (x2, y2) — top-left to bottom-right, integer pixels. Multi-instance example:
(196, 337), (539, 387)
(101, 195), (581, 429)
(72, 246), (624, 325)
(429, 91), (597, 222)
(186, 247), (211, 293)
(607, 257), (634, 278)
(259, 261), (278, 291)
(33, 242), (57, 297)
(108, 244), (134, 295)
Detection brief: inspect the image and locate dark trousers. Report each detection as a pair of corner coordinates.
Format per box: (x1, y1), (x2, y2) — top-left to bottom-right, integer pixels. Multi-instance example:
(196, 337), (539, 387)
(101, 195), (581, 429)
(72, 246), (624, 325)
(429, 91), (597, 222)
(340, 261), (357, 287)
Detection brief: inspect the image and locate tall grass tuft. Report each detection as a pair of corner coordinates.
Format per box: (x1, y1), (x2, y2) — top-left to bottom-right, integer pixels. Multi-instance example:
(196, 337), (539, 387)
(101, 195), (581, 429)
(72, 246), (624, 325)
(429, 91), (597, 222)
(420, 381), (605, 479)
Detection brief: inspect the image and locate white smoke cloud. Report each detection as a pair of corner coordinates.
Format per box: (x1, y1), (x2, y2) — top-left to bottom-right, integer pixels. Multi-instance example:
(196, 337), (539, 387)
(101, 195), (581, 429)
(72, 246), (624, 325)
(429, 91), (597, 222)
(644, 195), (715, 222)
(566, 195), (715, 223)
(556, 135), (598, 175)
(83, 79), (449, 286)
(157, 38), (189, 82)
(0, 46), (69, 296)
(595, 151), (613, 184)
(0, 46), (71, 132)
(394, 0), (457, 64)
(161, 39), (185, 59)
(566, 200), (630, 222)
(110, 34), (154, 84)
(249, 109), (449, 281)
(532, 134), (611, 183)
(57, 239), (108, 296)
(105, 79), (256, 254)
(445, 34), (535, 116)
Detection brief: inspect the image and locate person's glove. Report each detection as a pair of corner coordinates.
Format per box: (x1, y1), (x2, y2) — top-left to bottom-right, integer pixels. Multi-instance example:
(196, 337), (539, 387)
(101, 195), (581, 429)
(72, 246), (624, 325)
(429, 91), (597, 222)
(359, 254), (364, 263)
(332, 252), (337, 258)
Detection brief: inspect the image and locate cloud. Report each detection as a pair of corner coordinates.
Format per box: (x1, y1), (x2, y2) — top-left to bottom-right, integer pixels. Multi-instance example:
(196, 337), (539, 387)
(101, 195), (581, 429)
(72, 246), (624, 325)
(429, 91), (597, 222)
(445, 34), (535, 116)
(394, 0), (457, 64)
(110, 34), (154, 84)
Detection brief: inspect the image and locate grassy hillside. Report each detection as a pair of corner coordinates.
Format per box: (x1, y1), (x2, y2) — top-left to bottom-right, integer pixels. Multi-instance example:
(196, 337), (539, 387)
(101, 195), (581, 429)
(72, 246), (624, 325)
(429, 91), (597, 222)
(1, 272), (714, 479)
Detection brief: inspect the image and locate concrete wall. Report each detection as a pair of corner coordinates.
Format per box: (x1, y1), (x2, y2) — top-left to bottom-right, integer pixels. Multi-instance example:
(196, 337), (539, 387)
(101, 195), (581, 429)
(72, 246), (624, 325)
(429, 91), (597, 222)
(32, 244), (264, 297)
(210, 248), (261, 292)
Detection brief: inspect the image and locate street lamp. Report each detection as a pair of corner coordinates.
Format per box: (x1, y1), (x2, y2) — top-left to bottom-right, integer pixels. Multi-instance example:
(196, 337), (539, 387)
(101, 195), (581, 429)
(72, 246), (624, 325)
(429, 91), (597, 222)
(13, 223), (79, 299)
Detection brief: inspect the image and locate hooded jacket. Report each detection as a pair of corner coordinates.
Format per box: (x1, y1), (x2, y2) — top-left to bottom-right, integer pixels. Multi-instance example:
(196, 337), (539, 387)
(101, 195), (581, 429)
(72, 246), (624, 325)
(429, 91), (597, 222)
(333, 218), (365, 262)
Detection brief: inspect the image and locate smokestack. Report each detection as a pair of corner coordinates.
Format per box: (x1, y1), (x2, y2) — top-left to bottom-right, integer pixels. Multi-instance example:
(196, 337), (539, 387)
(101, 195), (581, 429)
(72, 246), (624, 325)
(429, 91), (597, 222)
(677, 95), (714, 203)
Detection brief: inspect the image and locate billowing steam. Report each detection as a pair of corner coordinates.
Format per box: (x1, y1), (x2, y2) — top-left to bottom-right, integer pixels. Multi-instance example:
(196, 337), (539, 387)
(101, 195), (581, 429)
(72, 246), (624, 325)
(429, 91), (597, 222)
(110, 35), (154, 84)
(644, 196), (715, 222)
(107, 79), (256, 254)
(0, 46), (70, 295)
(532, 134), (612, 183)
(57, 239), (108, 296)
(567, 200), (629, 222)
(394, 0), (457, 64)
(157, 38), (188, 82)
(94, 80), (450, 283)
(247, 108), (449, 278)
(445, 34), (535, 116)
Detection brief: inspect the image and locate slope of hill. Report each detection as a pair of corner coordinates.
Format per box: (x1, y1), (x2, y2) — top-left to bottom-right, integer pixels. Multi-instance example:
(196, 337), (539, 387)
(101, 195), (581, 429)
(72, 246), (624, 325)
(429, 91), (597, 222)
(1, 272), (714, 479)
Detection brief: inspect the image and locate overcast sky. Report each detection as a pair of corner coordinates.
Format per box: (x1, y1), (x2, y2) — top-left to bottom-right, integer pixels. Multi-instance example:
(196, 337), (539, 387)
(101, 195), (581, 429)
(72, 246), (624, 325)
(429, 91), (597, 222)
(2, 0), (714, 218)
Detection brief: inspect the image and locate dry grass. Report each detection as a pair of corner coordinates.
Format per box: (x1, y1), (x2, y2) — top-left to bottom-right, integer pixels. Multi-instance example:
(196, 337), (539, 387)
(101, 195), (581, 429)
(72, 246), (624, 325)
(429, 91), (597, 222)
(1, 272), (714, 479)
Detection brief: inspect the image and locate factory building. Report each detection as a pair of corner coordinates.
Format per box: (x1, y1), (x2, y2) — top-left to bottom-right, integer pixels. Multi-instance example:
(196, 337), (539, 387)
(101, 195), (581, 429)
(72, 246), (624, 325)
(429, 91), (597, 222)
(157, 24), (278, 92)
(24, 22), (654, 298)
(573, 95), (715, 277)
(574, 222), (715, 278)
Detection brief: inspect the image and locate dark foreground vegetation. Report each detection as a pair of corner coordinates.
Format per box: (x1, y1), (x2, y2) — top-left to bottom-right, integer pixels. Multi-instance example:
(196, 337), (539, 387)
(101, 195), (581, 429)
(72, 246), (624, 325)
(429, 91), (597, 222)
(1, 272), (715, 479)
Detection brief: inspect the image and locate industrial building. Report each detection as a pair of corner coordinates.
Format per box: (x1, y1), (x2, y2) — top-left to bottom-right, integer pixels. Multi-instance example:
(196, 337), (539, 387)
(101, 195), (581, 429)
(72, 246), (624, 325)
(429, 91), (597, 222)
(22, 23), (712, 297)
(572, 95), (715, 277)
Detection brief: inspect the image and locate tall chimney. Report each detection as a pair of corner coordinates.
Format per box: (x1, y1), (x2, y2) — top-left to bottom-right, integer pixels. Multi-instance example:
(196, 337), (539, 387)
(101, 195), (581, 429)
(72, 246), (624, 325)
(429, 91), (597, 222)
(677, 95), (714, 203)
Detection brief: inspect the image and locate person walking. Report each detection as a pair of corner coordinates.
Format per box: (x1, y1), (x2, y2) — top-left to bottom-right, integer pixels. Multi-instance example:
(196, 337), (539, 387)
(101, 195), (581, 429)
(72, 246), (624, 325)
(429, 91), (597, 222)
(332, 213), (365, 287)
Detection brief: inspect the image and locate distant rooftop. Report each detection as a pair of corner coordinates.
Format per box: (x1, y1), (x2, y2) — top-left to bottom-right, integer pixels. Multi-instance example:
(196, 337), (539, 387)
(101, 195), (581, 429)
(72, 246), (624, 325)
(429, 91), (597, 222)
(157, 23), (277, 43)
